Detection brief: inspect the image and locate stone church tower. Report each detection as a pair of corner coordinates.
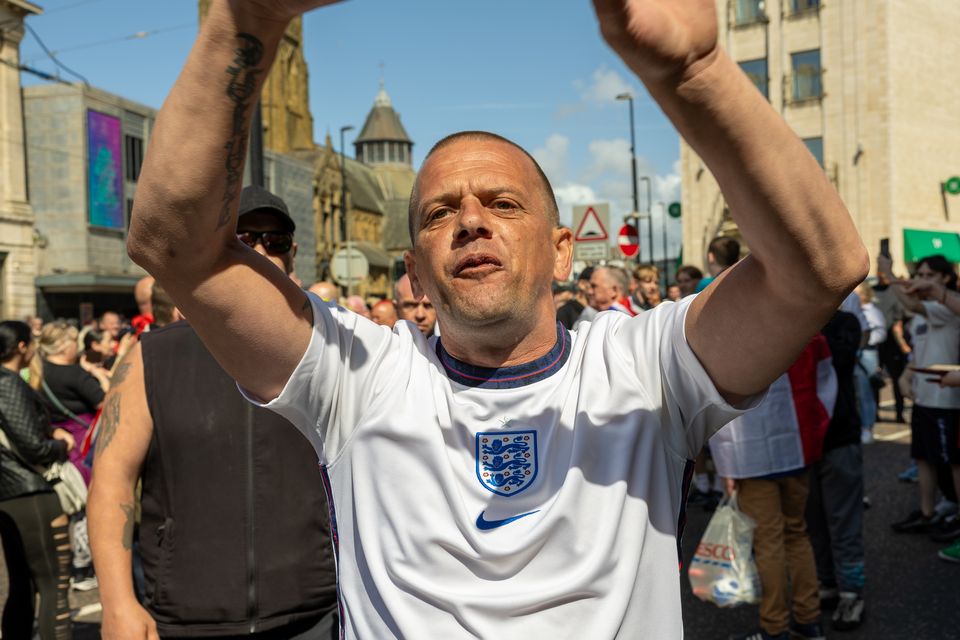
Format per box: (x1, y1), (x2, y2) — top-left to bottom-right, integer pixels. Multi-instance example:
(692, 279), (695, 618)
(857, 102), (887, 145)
(198, 0), (315, 152)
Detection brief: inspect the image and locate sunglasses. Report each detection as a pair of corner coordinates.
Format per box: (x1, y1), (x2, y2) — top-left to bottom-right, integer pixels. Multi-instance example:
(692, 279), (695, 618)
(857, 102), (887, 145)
(237, 231), (293, 255)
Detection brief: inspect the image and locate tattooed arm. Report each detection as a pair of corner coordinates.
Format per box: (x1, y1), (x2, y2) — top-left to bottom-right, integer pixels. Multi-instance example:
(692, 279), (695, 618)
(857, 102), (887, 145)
(88, 343), (158, 639)
(127, 0), (342, 401)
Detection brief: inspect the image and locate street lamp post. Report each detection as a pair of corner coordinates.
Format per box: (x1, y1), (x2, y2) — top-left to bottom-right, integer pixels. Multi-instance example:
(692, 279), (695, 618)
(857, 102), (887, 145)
(639, 176), (653, 266)
(657, 201), (668, 290)
(340, 125), (354, 296)
(616, 92), (642, 265)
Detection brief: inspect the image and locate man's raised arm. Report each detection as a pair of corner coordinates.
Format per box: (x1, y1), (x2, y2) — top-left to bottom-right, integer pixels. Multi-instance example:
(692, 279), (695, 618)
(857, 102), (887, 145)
(127, 0), (340, 400)
(594, 0), (869, 403)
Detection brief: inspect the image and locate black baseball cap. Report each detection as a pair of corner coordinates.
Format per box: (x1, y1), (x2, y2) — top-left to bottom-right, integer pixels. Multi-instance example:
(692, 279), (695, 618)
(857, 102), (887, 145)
(238, 185), (296, 233)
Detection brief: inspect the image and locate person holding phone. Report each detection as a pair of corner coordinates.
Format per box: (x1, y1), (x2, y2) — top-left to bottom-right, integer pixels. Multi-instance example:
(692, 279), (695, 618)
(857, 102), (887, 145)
(879, 254), (960, 557)
(873, 242), (911, 425)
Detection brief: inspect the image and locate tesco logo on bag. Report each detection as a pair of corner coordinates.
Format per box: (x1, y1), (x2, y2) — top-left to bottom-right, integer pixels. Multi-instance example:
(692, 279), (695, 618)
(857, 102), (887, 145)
(695, 542), (737, 561)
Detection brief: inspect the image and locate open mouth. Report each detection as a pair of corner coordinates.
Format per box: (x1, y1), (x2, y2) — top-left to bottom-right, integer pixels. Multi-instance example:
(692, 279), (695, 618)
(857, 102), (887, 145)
(454, 254), (503, 277)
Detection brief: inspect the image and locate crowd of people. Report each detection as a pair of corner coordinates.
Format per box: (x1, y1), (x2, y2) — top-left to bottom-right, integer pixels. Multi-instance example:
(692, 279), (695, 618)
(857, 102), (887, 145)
(3, 190), (958, 638)
(0, 185), (443, 638)
(548, 244), (960, 639)
(0, 308), (136, 638)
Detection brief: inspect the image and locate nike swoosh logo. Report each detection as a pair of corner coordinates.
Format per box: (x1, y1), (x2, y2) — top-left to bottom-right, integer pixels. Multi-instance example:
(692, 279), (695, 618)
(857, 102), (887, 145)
(476, 510), (539, 530)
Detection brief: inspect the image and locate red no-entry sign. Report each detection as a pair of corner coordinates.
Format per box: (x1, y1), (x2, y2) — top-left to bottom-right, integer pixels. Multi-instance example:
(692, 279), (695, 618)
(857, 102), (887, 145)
(618, 224), (639, 258)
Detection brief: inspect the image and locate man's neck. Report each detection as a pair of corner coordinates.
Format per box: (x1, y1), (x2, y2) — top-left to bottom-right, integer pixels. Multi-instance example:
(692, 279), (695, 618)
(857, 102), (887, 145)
(437, 316), (559, 369)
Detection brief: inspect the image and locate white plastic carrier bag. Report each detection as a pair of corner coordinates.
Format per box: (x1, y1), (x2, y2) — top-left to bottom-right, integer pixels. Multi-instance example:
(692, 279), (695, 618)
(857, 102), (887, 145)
(687, 491), (761, 607)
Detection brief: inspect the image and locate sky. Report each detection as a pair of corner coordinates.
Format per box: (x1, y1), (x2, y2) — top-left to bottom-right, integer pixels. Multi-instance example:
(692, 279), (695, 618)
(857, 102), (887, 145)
(19, 0), (684, 261)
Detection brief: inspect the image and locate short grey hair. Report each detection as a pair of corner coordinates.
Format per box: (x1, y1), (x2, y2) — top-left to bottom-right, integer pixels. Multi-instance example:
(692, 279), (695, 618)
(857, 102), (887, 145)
(596, 266), (629, 295)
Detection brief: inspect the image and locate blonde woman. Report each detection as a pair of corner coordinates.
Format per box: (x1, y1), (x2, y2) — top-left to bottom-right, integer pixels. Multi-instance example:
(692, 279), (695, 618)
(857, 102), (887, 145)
(38, 321), (105, 590)
(37, 321), (103, 485)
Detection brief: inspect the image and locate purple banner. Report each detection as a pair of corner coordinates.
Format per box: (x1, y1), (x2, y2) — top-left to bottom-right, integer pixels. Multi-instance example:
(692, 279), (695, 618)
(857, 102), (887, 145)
(87, 110), (124, 228)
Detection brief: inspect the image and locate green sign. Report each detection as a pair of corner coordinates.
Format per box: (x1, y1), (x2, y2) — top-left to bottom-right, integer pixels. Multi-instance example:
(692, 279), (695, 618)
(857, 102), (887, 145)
(668, 202), (681, 218)
(945, 176), (960, 196)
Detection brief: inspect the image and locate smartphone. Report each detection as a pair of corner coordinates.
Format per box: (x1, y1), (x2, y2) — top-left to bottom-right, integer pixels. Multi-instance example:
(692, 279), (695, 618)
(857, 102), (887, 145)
(879, 238), (890, 258)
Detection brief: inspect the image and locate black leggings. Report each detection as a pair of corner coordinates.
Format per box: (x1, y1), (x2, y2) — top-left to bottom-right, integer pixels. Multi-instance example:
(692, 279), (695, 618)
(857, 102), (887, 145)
(0, 491), (72, 639)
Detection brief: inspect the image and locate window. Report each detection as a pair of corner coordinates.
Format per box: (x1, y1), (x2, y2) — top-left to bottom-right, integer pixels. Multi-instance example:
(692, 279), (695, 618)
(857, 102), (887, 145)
(739, 58), (768, 99)
(734, 0), (765, 25)
(791, 49), (822, 101)
(790, 0), (820, 14)
(803, 137), (824, 167)
(124, 135), (144, 182)
(126, 198), (134, 228)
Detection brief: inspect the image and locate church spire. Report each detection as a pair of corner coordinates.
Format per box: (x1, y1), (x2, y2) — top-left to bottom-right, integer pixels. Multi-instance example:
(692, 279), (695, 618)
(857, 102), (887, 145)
(355, 81), (413, 167)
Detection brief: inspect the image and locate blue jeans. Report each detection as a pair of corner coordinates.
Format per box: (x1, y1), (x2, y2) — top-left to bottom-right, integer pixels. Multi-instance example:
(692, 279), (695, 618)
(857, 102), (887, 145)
(855, 349), (879, 431)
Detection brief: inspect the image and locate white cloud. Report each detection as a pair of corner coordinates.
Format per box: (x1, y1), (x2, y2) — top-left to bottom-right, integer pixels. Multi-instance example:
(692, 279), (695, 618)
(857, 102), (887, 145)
(534, 133), (684, 263)
(654, 173), (681, 205)
(575, 66), (634, 104)
(532, 134), (570, 186)
(585, 139), (632, 179)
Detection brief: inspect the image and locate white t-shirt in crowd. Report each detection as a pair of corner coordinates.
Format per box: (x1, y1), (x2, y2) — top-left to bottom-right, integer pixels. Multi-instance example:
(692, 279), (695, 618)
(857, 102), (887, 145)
(911, 300), (960, 409)
(862, 303), (887, 347)
(247, 294), (758, 639)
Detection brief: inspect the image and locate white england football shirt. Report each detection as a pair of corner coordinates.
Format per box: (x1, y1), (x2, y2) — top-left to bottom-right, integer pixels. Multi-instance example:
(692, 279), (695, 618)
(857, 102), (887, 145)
(248, 294), (757, 639)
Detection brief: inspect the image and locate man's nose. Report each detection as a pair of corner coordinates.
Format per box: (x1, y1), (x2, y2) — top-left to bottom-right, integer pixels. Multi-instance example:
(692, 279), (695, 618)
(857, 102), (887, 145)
(251, 240), (269, 257)
(456, 198), (492, 242)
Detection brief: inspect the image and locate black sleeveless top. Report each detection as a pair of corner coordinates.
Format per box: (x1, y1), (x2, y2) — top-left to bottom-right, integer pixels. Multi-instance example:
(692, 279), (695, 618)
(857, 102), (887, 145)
(140, 322), (337, 636)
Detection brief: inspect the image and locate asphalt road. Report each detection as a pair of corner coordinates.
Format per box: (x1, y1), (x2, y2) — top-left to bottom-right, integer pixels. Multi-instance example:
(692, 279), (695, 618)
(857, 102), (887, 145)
(3, 404), (957, 639)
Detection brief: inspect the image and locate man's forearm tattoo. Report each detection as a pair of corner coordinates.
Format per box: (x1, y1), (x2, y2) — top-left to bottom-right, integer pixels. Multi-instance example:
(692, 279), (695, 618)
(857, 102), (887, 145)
(110, 361), (132, 389)
(95, 393), (122, 457)
(218, 32), (264, 230)
(120, 502), (135, 551)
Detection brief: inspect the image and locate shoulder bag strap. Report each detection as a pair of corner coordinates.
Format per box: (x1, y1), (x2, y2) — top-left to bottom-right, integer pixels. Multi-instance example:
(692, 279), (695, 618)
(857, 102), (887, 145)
(41, 380), (91, 429)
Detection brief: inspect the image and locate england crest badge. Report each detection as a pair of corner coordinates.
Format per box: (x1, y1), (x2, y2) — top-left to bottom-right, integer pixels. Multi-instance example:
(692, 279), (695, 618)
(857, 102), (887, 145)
(475, 431), (538, 497)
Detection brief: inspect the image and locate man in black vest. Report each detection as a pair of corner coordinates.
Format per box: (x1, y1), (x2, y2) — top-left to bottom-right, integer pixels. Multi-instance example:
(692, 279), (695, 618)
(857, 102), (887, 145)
(89, 186), (338, 639)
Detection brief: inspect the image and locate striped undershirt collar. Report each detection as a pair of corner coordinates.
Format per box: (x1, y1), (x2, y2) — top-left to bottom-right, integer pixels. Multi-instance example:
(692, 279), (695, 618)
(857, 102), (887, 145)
(436, 322), (570, 389)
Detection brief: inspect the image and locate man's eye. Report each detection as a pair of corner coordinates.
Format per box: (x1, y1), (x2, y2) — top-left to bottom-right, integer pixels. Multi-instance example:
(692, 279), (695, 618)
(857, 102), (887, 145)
(492, 200), (516, 211)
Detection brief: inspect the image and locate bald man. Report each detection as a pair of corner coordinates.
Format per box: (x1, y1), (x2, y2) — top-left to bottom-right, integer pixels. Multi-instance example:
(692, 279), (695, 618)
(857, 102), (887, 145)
(131, 276), (156, 335)
(370, 300), (399, 327)
(307, 281), (339, 304)
(395, 273), (437, 337)
(134, 276), (156, 317)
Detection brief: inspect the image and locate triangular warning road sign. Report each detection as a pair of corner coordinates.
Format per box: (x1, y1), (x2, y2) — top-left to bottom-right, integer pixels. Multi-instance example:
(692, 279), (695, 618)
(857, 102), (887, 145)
(575, 206), (609, 241)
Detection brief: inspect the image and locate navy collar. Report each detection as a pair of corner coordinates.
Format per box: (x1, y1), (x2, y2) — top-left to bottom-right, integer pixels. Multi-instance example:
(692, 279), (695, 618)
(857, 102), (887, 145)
(436, 323), (570, 389)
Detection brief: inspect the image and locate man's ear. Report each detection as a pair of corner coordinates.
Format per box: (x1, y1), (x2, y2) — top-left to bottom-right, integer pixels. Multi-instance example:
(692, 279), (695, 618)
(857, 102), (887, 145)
(403, 250), (424, 298)
(552, 226), (574, 282)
